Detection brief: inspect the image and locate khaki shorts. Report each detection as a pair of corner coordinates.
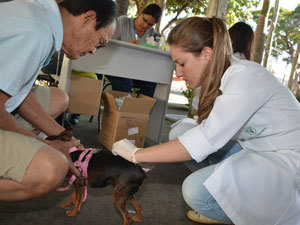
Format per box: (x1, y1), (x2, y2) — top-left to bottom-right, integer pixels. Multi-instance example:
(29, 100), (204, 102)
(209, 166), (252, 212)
(14, 86), (50, 131)
(0, 86), (50, 183)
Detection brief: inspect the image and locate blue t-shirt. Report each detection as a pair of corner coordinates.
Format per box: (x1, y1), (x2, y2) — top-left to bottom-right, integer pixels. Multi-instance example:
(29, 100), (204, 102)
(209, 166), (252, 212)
(0, 0), (63, 112)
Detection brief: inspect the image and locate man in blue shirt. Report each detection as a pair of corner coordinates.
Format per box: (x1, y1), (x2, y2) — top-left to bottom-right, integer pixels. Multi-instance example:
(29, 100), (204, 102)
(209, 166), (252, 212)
(0, 0), (117, 201)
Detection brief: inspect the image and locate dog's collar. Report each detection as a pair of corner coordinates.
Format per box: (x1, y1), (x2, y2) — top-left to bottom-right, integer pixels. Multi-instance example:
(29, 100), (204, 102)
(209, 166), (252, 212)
(57, 147), (101, 202)
(69, 146), (79, 153)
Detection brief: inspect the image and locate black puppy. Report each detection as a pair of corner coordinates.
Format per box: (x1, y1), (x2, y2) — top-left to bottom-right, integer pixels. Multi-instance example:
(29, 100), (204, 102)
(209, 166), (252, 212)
(47, 129), (147, 225)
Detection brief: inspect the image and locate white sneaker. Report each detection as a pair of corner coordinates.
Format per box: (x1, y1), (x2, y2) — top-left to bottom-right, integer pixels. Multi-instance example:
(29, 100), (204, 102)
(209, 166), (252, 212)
(187, 210), (234, 224)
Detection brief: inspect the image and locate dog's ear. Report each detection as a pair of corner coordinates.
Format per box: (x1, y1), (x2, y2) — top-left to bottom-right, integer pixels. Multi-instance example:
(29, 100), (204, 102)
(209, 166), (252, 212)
(60, 128), (73, 141)
(46, 128), (73, 141)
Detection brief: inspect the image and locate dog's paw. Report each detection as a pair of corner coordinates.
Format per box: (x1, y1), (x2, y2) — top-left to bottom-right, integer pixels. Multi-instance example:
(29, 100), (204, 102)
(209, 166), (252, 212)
(132, 215), (142, 222)
(66, 209), (78, 217)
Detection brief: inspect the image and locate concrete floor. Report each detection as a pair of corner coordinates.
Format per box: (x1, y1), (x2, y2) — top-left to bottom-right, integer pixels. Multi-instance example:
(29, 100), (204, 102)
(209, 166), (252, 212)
(0, 106), (206, 225)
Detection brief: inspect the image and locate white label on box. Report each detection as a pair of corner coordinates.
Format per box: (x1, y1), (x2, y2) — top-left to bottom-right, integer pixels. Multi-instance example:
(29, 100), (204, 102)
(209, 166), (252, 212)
(128, 139), (136, 145)
(128, 127), (139, 136)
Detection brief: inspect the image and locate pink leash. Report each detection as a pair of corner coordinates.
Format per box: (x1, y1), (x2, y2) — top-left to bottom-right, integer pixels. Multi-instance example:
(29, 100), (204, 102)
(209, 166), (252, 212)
(57, 147), (100, 202)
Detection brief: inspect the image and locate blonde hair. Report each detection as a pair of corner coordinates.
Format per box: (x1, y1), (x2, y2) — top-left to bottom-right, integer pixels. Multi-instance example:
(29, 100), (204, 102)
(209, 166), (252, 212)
(167, 17), (232, 124)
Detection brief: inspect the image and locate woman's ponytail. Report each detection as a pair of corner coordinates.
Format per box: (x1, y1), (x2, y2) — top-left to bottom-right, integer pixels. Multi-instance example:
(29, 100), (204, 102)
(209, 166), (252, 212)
(167, 17), (232, 124)
(197, 17), (232, 124)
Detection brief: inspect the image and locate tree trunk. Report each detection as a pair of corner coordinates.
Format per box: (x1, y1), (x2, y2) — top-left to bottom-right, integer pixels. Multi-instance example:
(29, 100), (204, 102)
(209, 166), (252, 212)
(251, 0), (270, 64)
(116, 0), (129, 16)
(206, 0), (228, 18)
(293, 72), (300, 95)
(288, 40), (300, 91)
(155, 0), (167, 33)
(263, 0), (280, 68)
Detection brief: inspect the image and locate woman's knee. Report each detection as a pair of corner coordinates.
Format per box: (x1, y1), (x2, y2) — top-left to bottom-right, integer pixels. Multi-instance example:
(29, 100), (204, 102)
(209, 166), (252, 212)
(182, 165), (232, 222)
(182, 173), (207, 209)
(169, 121), (197, 141)
(182, 165), (216, 209)
(49, 87), (69, 118)
(169, 126), (180, 140)
(182, 174), (198, 206)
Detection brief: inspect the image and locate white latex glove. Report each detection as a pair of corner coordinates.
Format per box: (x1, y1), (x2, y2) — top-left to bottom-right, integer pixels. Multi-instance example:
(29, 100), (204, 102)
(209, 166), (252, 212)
(112, 138), (141, 163)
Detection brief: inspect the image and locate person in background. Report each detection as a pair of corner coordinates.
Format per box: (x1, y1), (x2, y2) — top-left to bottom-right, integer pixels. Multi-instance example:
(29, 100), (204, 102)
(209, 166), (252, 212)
(106, 3), (162, 97)
(68, 4), (162, 125)
(112, 17), (300, 224)
(0, 0), (117, 201)
(228, 21), (254, 60)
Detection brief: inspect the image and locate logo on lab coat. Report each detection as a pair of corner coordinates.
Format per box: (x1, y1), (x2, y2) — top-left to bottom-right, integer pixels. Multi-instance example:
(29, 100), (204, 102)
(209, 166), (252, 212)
(244, 126), (257, 135)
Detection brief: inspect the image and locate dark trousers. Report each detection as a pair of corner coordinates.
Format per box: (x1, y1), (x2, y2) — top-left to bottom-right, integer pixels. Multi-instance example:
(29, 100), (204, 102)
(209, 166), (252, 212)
(106, 76), (156, 97)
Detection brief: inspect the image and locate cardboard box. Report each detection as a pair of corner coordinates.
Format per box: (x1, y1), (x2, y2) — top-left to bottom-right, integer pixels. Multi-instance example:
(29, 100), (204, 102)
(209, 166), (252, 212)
(98, 91), (156, 150)
(67, 74), (102, 116)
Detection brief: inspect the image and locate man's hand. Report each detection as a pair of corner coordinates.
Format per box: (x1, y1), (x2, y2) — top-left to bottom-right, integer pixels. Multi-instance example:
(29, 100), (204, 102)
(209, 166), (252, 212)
(46, 139), (81, 177)
(112, 139), (141, 163)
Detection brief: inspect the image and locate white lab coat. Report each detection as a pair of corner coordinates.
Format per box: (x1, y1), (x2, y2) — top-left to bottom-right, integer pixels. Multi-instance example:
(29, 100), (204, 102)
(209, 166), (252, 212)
(178, 58), (300, 225)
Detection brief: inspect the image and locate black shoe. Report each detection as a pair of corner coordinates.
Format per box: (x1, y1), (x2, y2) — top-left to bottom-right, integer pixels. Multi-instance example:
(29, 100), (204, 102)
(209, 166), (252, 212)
(55, 113), (64, 125)
(69, 114), (80, 125)
(63, 118), (74, 129)
(55, 113), (73, 129)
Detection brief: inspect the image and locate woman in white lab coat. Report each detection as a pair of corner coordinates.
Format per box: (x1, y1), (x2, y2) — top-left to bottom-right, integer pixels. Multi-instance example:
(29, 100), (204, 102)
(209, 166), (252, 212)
(112, 17), (300, 225)
(168, 21), (255, 173)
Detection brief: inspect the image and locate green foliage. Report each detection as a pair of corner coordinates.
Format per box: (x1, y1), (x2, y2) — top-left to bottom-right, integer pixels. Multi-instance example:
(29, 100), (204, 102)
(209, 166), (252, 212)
(128, 0), (261, 33)
(226, 0), (260, 26)
(131, 87), (141, 94)
(181, 86), (193, 104)
(163, 0), (259, 25)
(165, 0), (207, 16)
(127, 1), (138, 17)
(271, 5), (300, 64)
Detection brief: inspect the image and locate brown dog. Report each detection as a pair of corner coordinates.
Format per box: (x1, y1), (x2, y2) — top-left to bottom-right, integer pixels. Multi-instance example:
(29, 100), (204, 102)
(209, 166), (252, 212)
(47, 129), (147, 225)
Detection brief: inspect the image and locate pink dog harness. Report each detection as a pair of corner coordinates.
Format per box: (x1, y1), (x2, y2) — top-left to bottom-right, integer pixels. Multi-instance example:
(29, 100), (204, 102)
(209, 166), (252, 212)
(57, 146), (100, 202)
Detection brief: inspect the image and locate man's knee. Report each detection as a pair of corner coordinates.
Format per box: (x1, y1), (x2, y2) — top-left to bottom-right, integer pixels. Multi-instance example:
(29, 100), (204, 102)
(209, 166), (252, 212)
(49, 87), (69, 118)
(22, 146), (69, 196)
(39, 152), (69, 189)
